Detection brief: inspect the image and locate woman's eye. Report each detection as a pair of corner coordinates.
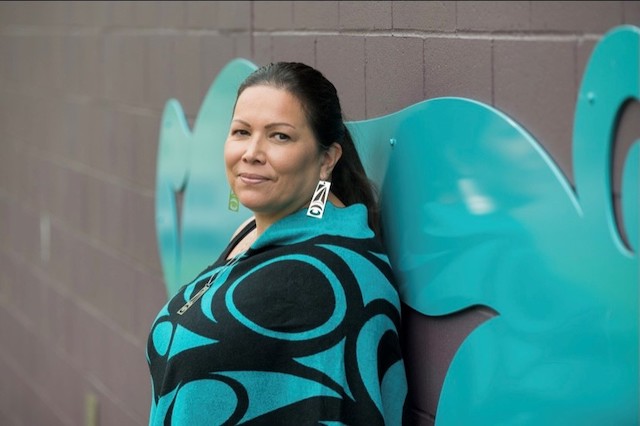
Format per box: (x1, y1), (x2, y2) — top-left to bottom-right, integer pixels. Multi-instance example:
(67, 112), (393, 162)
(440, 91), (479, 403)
(232, 129), (249, 137)
(273, 133), (290, 142)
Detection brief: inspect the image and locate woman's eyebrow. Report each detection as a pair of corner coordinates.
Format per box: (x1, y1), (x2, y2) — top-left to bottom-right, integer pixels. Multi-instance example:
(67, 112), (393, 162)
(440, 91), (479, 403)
(265, 122), (296, 130)
(231, 120), (296, 130)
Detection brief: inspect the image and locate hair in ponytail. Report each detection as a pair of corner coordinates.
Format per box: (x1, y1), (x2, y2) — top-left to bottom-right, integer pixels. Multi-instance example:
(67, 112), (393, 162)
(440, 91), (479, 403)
(236, 62), (380, 234)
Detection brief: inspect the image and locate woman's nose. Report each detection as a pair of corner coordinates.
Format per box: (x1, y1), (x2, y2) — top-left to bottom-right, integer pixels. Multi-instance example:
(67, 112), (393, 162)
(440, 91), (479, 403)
(241, 135), (266, 163)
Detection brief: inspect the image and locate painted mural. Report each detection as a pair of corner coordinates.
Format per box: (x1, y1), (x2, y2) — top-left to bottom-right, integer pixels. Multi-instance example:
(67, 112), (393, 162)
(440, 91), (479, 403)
(155, 25), (639, 424)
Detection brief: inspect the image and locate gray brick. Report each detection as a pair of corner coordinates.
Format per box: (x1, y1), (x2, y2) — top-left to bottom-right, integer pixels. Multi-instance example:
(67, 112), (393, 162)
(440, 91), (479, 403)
(6, 357), (68, 426)
(101, 328), (150, 422)
(48, 35), (66, 92)
(0, 36), (8, 83)
(18, 35), (39, 89)
(156, 1), (188, 28)
(65, 101), (93, 167)
(457, 1), (530, 32)
(0, 3), (18, 26)
(392, 0), (456, 31)
(316, 35), (366, 120)
(9, 36), (31, 87)
(131, 112), (160, 191)
(134, 270), (168, 343)
(68, 1), (112, 27)
(39, 339), (85, 424)
(61, 288), (95, 372)
(340, 1), (392, 30)
(2, 312), (37, 383)
(41, 97), (67, 160)
(29, 35), (50, 90)
(27, 154), (45, 211)
(110, 1), (136, 27)
(185, 0), (219, 28)
(0, 91), (19, 140)
(23, 1), (69, 26)
(92, 250), (136, 332)
(293, 1), (339, 30)
(494, 39), (576, 184)
(3, 36), (20, 85)
(60, 101), (87, 164)
(111, 109), (142, 184)
(3, 144), (20, 198)
(19, 261), (45, 333)
(121, 188), (141, 261)
(74, 306), (108, 378)
(576, 39), (597, 89)
(145, 34), (176, 111)
(364, 36), (424, 118)
(100, 183), (127, 252)
(234, 33), (253, 59)
(43, 1), (71, 26)
(87, 178), (111, 248)
(272, 35), (316, 66)
(129, 193), (160, 270)
(62, 169), (90, 234)
(201, 33), (237, 94)
(8, 203), (39, 263)
(623, 0), (640, 25)
(0, 252), (10, 302)
(218, 0), (252, 30)
(96, 388), (143, 426)
(254, 1), (293, 30)
(2, 143), (23, 199)
(0, 254), (18, 314)
(27, 97), (50, 154)
(174, 34), (204, 118)
(0, 358), (20, 422)
(75, 103), (111, 174)
(83, 174), (103, 243)
(424, 38), (492, 104)
(47, 221), (74, 290)
(252, 35), (272, 66)
(125, 1), (173, 28)
(531, 1), (622, 33)
(104, 34), (146, 106)
(41, 283), (68, 354)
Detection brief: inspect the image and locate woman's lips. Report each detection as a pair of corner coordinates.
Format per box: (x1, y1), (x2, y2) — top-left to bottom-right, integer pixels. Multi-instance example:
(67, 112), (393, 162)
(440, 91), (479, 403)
(239, 173), (269, 184)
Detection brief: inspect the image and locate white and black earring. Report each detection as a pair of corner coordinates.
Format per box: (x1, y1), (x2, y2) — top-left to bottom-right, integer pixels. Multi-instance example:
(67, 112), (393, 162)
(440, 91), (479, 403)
(306, 180), (331, 219)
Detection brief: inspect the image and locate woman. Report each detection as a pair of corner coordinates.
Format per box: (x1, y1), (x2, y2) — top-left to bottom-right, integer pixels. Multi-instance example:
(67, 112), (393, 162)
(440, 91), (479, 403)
(147, 62), (407, 425)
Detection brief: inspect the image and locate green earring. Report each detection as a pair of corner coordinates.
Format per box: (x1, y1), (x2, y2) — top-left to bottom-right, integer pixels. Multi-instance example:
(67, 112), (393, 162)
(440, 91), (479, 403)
(228, 190), (239, 212)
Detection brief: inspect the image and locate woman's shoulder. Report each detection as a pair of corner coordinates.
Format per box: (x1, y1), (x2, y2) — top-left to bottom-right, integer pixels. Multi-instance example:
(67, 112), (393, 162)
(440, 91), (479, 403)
(230, 216), (256, 242)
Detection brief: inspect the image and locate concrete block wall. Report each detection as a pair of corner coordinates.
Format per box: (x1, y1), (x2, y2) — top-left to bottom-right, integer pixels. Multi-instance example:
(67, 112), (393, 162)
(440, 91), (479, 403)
(0, 1), (637, 425)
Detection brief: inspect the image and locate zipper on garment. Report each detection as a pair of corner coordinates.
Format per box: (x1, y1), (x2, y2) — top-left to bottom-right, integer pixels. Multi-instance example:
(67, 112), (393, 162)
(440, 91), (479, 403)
(176, 254), (244, 315)
(177, 278), (214, 315)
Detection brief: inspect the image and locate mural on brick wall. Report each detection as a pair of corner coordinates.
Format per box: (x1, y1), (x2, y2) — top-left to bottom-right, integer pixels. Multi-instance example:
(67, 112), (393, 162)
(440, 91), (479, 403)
(155, 25), (639, 424)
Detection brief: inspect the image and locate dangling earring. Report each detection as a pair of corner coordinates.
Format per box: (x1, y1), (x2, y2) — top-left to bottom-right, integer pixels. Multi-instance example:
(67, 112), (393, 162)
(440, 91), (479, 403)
(228, 190), (239, 212)
(307, 180), (331, 219)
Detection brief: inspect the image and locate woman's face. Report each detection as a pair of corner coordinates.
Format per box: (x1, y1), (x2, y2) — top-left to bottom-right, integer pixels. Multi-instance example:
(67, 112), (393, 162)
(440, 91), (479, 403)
(224, 85), (338, 228)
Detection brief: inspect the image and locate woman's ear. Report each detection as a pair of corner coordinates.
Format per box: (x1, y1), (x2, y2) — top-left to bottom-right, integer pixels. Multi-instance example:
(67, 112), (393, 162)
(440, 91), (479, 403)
(321, 142), (343, 178)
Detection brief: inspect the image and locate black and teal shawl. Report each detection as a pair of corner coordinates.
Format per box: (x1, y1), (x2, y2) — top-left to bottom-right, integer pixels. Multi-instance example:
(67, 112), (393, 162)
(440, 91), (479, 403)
(147, 203), (407, 425)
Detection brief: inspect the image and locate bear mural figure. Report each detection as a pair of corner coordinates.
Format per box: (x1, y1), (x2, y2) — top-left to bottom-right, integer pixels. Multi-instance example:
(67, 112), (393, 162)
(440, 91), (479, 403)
(155, 25), (639, 425)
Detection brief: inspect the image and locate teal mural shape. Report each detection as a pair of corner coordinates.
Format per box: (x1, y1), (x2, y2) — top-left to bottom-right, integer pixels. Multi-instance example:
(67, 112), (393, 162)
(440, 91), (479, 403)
(156, 58), (258, 296)
(155, 25), (639, 424)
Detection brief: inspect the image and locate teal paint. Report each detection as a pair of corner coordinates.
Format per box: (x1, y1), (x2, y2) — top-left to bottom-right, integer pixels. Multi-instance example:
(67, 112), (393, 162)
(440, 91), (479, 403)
(155, 58), (258, 296)
(155, 26), (639, 424)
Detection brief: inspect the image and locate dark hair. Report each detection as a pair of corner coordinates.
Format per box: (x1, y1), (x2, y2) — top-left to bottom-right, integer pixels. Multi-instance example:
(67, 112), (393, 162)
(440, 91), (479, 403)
(236, 62), (380, 234)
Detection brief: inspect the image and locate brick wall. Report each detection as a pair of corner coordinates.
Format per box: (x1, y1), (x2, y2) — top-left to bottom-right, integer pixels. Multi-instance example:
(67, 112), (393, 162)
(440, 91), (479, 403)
(0, 1), (637, 425)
